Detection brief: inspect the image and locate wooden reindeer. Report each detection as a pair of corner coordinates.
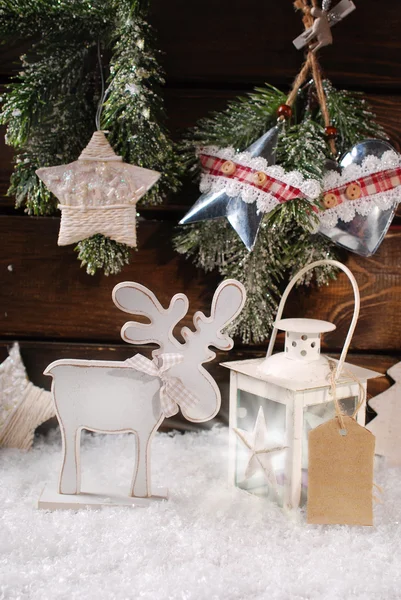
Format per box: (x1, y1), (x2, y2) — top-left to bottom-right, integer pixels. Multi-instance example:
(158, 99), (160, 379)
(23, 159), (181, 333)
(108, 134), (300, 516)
(293, 0), (356, 52)
(303, 4), (333, 53)
(42, 279), (245, 507)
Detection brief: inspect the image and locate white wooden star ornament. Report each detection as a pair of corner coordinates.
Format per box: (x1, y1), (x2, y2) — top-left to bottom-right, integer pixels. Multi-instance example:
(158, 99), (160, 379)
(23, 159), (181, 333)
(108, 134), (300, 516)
(233, 406), (287, 494)
(36, 131), (161, 248)
(0, 344), (55, 450)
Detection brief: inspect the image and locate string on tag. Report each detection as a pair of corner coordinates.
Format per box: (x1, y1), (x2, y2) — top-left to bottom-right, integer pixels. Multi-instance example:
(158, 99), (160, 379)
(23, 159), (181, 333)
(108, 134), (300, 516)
(95, 39), (110, 132)
(326, 357), (366, 433)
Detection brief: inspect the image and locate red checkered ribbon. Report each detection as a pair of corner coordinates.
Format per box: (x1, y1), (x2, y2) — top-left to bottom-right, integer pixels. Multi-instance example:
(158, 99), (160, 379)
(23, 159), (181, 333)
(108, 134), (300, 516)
(125, 353), (199, 418)
(200, 154), (306, 203)
(323, 167), (401, 208)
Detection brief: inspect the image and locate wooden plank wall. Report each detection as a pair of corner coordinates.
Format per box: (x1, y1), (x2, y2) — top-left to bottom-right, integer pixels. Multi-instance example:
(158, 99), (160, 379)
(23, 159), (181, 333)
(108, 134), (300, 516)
(1, 0), (401, 431)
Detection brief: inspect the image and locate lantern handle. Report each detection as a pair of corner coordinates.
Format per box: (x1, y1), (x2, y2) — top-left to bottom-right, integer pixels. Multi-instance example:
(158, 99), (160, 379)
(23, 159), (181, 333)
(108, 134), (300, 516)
(265, 259), (360, 381)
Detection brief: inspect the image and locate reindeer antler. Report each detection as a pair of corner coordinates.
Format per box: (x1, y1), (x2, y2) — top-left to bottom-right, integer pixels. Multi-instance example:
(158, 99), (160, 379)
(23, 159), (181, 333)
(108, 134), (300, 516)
(167, 279), (246, 423)
(112, 282), (189, 355)
(181, 280), (246, 362)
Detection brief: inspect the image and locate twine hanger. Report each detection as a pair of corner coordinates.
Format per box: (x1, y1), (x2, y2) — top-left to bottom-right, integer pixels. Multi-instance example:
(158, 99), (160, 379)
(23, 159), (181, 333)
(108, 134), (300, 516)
(95, 38), (107, 133)
(78, 40), (122, 162)
(327, 357), (366, 432)
(285, 0), (336, 156)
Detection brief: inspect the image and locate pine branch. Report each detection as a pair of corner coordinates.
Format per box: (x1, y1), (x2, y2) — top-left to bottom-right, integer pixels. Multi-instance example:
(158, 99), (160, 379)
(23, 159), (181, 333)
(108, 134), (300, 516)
(103, 2), (182, 204)
(1, 41), (96, 214)
(322, 81), (388, 157)
(180, 85), (286, 176)
(0, 0), (112, 39)
(174, 81), (379, 343)
(175, 204), (338, 343)
(0, 0), (182, 274)
(174, 219), (280, 343)
(277, 116), (327, 179)
(75, 235), (131, 276)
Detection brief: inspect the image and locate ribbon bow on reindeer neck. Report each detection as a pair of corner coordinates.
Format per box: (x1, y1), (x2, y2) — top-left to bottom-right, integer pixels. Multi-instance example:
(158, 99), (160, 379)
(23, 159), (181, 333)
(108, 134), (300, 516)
(125, 353), (199, 418)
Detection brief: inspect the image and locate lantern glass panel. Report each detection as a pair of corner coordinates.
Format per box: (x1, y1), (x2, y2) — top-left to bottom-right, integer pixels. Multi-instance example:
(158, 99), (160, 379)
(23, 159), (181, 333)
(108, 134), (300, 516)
(235, 389), (287, 506)
(300, 396), (358, 505)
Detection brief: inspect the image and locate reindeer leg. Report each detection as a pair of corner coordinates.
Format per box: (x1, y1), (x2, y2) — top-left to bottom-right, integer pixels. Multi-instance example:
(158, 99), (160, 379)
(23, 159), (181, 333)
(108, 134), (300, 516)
(303, 30), (315, 44)
(312, 40), (325, 53)
(130, 430), (152, 498)
(59, 425), (81, 495)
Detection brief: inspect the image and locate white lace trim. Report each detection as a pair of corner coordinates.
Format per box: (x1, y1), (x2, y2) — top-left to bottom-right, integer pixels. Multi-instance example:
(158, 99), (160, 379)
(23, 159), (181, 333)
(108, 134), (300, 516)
(199, 174), (281, 214)
(199, 146), (321, 200)
(322, 150), (401, 190)
(319, 189), (401, 228)
(320, 150), (401, 228)
(198, 146), (401, 227)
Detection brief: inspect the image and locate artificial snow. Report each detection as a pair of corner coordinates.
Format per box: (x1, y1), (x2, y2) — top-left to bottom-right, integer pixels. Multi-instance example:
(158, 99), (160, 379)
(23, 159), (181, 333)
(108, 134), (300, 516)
(1, 427), (400, 600)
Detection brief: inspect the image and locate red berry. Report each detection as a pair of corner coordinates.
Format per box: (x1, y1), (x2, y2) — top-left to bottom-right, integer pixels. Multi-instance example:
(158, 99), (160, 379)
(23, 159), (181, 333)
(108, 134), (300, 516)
(325, 125), (338, 139)
(277, 104), (293, 120)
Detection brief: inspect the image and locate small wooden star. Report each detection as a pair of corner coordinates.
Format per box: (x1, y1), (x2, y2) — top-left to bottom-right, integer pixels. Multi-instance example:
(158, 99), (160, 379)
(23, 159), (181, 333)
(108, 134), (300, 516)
(234, 406), (287, 492)
(0, 344), (55, 450)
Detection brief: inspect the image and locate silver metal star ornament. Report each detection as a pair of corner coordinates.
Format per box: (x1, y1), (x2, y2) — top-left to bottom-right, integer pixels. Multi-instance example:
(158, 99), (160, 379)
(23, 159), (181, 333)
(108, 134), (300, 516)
(180, 125), (280, 250)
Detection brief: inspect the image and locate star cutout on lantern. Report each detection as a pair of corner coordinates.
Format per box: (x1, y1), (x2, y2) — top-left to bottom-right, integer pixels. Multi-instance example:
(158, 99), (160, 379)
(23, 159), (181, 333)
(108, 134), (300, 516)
(0, 344), (55, 450)
(36, 131), (161, 248)
(233, 406), (287, 494)
(180, 126), (280, 250)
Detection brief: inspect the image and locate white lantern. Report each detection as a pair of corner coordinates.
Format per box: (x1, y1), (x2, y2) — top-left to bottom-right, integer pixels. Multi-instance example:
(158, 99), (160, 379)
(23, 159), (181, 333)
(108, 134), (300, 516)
(222, 260), (382, 512)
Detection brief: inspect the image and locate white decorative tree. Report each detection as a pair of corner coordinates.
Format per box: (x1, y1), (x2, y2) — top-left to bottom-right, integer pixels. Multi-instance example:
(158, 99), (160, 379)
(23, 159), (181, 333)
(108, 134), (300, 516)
(366, 362), (401, 466)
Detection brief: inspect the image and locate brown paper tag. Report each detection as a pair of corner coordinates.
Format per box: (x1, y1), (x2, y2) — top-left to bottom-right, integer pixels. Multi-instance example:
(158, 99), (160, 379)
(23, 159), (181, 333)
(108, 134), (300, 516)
(307, 416), (375, 526)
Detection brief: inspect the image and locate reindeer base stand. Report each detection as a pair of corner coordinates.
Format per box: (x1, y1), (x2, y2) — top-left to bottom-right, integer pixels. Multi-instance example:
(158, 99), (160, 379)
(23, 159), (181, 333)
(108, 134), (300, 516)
(38, 485), (168, 511)
(38, 279), (246, 510)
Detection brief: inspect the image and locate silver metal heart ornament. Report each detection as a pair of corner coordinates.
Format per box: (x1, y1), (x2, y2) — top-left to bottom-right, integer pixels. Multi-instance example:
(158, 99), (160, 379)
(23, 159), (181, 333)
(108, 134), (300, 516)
(319, 139), (401, 257)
